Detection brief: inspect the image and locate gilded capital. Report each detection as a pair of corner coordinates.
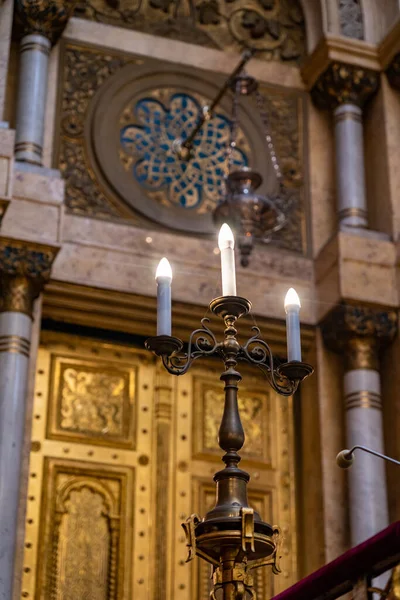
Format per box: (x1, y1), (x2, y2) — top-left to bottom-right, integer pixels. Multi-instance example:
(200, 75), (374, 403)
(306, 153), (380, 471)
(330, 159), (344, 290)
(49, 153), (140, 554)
(0, 237), (59, 317)
(311, 62), (379, 110)
(321, 303), (397, 371)
(14, 0), (79, 44)
(1, 275), (36, 316)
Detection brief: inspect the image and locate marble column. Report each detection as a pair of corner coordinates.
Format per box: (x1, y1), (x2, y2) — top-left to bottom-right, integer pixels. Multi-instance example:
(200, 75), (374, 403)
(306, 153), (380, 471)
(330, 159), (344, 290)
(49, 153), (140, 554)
(0, 0), (14, 124)
(0, 276), (34, 600)
(334, 104), (367, 228)
(0, 238), (59, 600)
(322, 304), (397, 546)
(344, 338), (388, 545)
(14, 34), (51, 164)
(13, 0), (79, 165)
(311, 62), (379, 230)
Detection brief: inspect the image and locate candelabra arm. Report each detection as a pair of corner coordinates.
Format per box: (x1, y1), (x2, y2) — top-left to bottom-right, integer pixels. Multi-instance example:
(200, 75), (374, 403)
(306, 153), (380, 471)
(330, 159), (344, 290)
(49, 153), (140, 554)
(240, 326), (313, 394)
(146, 317), (221, 376)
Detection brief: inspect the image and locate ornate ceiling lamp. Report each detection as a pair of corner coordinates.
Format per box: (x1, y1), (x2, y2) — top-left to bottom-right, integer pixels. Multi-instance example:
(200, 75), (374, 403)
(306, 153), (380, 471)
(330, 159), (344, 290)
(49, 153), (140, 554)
(174, 51), (288, 267)
(214, 167), (286, 266)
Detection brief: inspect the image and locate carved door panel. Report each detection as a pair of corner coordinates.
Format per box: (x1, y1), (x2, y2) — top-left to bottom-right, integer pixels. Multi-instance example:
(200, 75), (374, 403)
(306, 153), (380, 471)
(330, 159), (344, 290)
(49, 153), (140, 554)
(21, 333), (157, 600)
(21, 334), (297, 600)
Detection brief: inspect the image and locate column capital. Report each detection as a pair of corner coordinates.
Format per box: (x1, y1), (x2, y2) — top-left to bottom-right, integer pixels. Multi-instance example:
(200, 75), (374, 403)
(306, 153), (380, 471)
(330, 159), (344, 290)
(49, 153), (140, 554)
(14, 0), (79, 45)
(321, 303), (397, 370)
(0, 237), (60, 316)
(311, 62), (379, 110)
(301, 35), (380, 110)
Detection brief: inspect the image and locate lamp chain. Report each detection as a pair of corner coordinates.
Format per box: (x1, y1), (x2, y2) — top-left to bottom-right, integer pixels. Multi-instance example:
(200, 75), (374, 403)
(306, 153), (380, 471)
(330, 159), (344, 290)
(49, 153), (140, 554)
(254, 90), (282, 181)
(224, 77), (241, 181)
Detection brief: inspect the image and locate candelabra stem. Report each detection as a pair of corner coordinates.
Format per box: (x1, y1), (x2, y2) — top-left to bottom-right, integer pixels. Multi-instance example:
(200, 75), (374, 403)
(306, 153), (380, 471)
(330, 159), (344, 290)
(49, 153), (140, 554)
(221, 548), (239, 600)
(219, 368), (244, 467)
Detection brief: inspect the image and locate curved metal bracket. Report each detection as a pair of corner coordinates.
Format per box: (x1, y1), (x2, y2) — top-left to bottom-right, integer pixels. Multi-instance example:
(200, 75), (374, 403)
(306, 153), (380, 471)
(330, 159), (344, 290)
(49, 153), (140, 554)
(145, 298), (313, 389)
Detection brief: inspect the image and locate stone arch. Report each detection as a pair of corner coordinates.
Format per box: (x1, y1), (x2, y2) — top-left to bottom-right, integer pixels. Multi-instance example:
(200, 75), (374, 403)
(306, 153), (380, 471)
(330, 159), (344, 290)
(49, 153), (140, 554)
(57, 478), (119, 517)
(50, 480), (121, 600)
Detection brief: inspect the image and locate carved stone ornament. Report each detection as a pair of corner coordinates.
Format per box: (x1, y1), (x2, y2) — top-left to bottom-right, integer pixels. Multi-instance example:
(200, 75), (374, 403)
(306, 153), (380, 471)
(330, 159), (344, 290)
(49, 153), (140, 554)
(386, 53), (400, 91)
(321, 303), (398, 371)
(74, 0), (306, 65)
(14, 0), (80, 44)
(0, 237), (60, 316)
(58, 43), (306, 253)
(311, 62), (379, 110)
(338, 0), (364, 41)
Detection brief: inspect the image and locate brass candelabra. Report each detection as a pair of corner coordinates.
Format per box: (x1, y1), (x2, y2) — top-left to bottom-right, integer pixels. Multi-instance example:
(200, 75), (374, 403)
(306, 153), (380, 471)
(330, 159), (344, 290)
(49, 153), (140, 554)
(146, 295), (313, 599)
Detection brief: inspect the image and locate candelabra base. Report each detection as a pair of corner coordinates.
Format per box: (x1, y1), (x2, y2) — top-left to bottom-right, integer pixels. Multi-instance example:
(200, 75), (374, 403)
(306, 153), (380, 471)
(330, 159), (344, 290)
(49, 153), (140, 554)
(183, 510), (281, 599)
(196, 520), (276, 563)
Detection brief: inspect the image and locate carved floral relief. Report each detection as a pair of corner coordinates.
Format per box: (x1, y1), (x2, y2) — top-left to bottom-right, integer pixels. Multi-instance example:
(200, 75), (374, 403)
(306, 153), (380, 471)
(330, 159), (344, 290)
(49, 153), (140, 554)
(74, 0), (306, 64)
(47, 353), (136, 447)
(59, 366), (127, 436)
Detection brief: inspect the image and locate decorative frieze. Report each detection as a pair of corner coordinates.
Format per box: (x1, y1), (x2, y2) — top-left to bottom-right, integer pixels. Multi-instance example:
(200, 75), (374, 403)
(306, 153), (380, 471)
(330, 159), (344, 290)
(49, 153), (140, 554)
(321, 303), (397, 371)
(311, 62), (379, 110)
(74, 0), (306, 65)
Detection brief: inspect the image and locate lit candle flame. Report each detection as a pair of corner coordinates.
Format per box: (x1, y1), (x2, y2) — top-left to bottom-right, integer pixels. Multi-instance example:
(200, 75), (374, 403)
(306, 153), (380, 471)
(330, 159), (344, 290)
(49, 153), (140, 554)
(218, 223), (235, 250)
(155, 257), (172, 281)
(284, 288), (300, 310)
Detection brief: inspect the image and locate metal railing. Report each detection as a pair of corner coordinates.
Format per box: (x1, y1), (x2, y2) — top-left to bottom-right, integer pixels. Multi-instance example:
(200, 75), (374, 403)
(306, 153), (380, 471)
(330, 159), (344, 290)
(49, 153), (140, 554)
(272, 522), (400, 600)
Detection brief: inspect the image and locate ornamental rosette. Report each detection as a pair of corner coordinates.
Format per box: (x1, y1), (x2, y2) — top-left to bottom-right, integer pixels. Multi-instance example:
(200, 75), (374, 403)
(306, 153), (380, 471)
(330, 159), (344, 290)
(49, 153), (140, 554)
(120, 93), (248, 211)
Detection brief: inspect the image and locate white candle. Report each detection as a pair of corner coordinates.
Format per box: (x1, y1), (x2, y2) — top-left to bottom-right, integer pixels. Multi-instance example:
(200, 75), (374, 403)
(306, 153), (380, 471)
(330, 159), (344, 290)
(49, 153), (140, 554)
(218, 223), (237, 296)
(156, 257), (172, 336)
(284, 288), (302, 362)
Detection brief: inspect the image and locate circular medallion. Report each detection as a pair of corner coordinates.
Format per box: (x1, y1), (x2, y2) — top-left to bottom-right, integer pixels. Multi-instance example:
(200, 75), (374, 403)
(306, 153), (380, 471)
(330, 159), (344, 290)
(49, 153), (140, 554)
(88, 61), (276, 234)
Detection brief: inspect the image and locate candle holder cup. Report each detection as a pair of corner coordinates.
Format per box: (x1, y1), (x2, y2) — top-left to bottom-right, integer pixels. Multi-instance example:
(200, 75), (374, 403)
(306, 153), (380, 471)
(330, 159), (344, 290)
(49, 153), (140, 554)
(146, 295), (313, 598)
(144, 335), (183, 357)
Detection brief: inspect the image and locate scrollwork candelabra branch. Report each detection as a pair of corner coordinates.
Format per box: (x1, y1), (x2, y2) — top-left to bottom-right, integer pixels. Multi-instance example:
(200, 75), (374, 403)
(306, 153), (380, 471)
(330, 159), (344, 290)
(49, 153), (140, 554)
(146, 296), (312, 391)
(160, 317), (221, 376)
(240, 326), (298, 396)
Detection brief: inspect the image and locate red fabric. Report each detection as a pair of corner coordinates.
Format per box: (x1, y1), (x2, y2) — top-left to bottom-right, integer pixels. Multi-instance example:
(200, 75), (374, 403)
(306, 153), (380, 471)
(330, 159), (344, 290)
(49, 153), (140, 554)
(272, 522), (400, 600)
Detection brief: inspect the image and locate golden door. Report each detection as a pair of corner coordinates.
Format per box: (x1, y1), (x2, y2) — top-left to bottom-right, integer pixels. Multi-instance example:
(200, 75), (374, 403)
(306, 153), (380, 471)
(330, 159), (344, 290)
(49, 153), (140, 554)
(21, 332), (297, 599)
